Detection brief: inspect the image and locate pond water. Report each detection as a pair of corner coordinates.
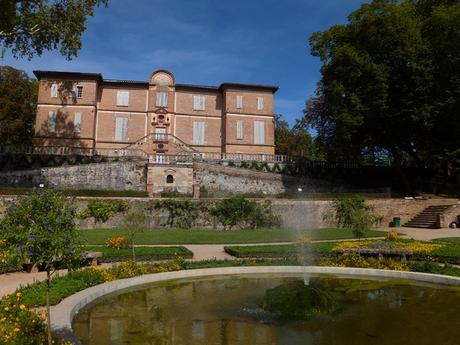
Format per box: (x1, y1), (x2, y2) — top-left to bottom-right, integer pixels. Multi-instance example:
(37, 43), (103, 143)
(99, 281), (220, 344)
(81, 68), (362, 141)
(73, 274), (460, 345)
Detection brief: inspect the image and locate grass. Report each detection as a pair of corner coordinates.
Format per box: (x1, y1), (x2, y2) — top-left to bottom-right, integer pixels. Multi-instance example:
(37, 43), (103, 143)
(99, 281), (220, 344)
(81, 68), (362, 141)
(435, 237), (460, 244)
(84, 246), (193, 262)
(79, 228), (386, 245)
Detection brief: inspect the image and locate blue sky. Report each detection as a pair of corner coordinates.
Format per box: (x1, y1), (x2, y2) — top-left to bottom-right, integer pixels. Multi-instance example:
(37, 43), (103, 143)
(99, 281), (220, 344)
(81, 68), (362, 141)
(2, 0), (368, 126)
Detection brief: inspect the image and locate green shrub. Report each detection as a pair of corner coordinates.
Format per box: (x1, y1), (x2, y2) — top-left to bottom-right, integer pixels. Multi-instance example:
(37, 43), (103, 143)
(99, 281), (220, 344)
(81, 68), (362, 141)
(331, 196), (382, 238)
(79, 200), (131, 223)
(211, 196), (280, 230)
(152, 199), (211, 228)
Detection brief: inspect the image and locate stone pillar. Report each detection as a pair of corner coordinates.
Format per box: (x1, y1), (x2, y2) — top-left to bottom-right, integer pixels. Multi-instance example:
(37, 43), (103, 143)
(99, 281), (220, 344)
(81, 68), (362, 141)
(193, 177), (200, 200)
(146, 164), (155, 196)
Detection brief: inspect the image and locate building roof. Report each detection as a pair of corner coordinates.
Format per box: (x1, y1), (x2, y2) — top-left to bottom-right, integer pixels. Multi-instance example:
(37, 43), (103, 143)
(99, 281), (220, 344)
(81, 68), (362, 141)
(32, 70), (279, 93)
(33, 70), (103, 82)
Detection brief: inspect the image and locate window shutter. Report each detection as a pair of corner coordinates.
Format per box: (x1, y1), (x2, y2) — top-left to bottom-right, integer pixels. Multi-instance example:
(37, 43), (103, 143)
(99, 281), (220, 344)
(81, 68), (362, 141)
(51, 84), (58, 98)
(193, 121), (204, 145)
(254, 121), (265, 145)
(236, 95), (243, 109)
(257, 97), (264, 110)
(115, 117), (128, 141)
(117, 91), (129, 106)
(74, 112), (82, 133)
(236, 120), (243, 139)
(156, 92), (168, 107)
(194, 95), (205, 110)
(48, 112), (57, 133)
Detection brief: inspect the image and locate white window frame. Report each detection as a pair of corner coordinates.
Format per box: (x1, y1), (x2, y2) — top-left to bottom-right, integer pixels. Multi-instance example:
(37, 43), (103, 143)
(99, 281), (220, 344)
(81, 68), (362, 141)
(257, 97), (264, 110)
(236, 95), (243, 109)
(155, 91), (168, 107)
(48, 111), (57, 133)
(51, 83), (58, 98)
(76, 86), (83, 99)
(193, 95), (206, 111)
(116, 90), (129, 107)
(236, 120), (244, 140)
(192, 121), (205, 145)
(73, 112), (82, 133)
(254, 120), (265, 145)
(115, 117), (128, 141)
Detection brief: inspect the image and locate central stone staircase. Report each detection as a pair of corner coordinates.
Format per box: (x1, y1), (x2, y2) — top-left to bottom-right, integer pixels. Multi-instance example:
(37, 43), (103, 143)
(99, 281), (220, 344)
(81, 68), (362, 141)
(403, 205), (452, 229)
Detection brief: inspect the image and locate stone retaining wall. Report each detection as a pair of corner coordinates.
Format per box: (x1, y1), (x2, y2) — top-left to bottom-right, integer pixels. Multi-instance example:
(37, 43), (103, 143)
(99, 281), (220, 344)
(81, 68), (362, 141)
(194, 162), (333, 196)
(0, 161), (147, 191)
(70, 197), (458, 230)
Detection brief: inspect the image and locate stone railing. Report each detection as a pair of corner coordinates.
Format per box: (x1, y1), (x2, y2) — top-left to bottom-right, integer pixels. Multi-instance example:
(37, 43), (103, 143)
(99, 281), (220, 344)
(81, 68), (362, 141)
(147, 152), (289, 165)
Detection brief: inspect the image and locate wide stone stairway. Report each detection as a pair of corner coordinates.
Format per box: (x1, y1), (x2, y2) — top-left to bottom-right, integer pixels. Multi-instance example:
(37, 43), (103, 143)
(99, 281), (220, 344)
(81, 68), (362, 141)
(403, 205), (452, 229)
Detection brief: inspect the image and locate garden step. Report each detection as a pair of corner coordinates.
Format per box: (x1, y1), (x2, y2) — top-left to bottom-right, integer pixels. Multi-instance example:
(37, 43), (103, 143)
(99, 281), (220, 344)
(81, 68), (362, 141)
(403, 204), (454, 229)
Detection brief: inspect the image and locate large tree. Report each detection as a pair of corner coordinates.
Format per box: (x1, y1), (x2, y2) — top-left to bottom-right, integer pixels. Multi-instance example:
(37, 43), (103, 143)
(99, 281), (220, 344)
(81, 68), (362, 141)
(0, 0), (108, 59)
(275, 114), (317, 158)
(303, 0), (460, 170)
(0, 65), (37, 145)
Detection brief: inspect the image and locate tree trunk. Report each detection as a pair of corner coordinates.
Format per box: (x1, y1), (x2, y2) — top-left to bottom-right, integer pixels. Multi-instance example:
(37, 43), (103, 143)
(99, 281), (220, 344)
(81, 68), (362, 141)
(131, 236), (136, 263)
(46, 268), (52, 345)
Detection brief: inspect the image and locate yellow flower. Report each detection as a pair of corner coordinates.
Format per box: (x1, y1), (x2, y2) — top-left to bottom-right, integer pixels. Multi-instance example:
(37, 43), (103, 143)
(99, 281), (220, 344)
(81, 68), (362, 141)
(15, 292), (21, 298)
(4, 307), (9, 311)
(19, 304), (26, 310)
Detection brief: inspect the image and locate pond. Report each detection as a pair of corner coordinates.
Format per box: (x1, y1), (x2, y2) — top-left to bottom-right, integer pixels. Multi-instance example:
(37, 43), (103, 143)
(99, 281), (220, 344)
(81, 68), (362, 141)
(73, 274), (460, 345)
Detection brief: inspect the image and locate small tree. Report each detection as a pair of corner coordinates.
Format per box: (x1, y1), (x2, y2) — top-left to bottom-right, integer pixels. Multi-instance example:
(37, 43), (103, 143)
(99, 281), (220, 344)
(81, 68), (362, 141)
(332, 196), (381, 238)
(0, 190), (81, 345)
(122, 211), (148, 262)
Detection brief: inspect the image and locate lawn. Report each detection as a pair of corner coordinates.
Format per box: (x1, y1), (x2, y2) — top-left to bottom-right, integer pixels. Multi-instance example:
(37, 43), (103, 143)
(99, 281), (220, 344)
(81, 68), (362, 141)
(83, 246), (193, 262)
(79, 228), (386, 245)
(435, 237), (460, 244)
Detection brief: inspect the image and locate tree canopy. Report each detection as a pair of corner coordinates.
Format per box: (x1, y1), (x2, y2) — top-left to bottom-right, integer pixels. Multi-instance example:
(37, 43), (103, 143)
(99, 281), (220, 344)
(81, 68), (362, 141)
(0, 65), (37, 145)
(0, 0), (108, 59)
(303, 0), (460, 171)
(275, 114), (318, 158)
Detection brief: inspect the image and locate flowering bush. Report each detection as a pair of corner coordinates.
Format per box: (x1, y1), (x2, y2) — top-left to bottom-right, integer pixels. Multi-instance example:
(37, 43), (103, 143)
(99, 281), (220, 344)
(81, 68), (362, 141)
(105, 236), (130, 249)
(386, 230), (399, 241)
(320, 253), (408, 271)
(333, 240), (444, 254)
(0, 292), (47, 345)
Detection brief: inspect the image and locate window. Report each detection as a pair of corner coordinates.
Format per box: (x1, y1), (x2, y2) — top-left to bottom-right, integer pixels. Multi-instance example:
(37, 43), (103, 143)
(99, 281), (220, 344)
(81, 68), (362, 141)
(115, 117), (128, 141)
(156, 91), (168, 107)
(254, 121), (265, 145)
(192, 121), (205, 145)
(76, 86), (83, 98)
(257, 97), (264, 110)
(74, 112), (82, 133)
(116, 91), (129, 106)
(166, 175), (174, 184)
(193, 95), (205, 111)
(236, 120), (244, 139)
(51, 83), (58, 98)
(236, 95), (243, 109)
(48, 112), (57, 133)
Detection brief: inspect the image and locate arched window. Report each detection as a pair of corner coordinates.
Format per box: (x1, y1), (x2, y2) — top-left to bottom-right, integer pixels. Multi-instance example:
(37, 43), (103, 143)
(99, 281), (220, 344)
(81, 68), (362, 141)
(166, 175), (174, 184)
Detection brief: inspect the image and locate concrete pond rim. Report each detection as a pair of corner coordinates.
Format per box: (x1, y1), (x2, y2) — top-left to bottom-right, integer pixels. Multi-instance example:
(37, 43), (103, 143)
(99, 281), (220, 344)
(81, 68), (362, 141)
(50, 265), (460, 344)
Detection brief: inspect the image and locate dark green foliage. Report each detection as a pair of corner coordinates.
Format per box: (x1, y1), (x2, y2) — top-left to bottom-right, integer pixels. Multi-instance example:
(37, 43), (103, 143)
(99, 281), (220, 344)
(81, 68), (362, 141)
(275, 114), (316, 158)
(304, 0), (460, 173)
(211, 196), (281, 230)
(152, 199), (211, 228)
(409, 260), (460, 277)
(0, 66), (37, 145)
(332, 196), (382, 238)
(79, 200), (131, 223)
(262, 280), (338, 319)
(84, 245), (193, 263)
(0, 190), (82, 271)
(1, 0), (109, 59)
